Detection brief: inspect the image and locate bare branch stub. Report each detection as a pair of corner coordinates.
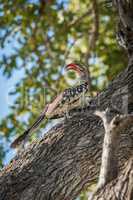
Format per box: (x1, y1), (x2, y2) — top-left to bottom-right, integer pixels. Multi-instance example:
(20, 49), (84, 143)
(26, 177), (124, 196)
(90, 109), (133, 199)
(85, 0), (99, 91)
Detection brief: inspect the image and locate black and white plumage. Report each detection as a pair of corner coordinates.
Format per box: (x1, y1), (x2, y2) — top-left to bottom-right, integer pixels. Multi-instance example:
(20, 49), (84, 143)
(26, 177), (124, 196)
(61, 82), (89, 104)
(11, 62), (90, 148)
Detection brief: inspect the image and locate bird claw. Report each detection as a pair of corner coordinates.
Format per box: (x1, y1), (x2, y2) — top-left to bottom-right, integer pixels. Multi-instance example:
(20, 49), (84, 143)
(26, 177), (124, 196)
(64, 111), (72, 120)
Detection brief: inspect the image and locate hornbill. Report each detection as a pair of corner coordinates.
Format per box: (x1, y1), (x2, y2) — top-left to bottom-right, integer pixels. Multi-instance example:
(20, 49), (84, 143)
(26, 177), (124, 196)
(11, 62), (90, 148)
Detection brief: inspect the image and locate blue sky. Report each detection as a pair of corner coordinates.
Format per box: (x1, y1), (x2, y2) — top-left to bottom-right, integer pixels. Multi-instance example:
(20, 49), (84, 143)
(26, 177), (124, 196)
(0, 69), (23, 120)
(0, 71), (9, 119)
(0, 68), (25, 165)
(0, 67), (62, 165)
(0, 26), (27, 164)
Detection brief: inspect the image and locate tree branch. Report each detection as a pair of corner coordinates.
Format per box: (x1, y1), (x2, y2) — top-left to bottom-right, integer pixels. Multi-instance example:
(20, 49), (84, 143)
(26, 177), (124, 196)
(114, 0), (133, 56)
(91, 110), (133, 199)
(0, 2), (133, 200)
(85, 0), (99, 91)
(0, 63), (133, 200)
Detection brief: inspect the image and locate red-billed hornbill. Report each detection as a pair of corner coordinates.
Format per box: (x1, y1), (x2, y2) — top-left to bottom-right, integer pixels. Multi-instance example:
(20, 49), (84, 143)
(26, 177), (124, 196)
(11, 62), (90, 148)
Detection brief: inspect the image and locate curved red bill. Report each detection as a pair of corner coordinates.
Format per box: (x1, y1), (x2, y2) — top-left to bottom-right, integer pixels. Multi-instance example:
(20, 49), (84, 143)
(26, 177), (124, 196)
(65, 63), (81, 73)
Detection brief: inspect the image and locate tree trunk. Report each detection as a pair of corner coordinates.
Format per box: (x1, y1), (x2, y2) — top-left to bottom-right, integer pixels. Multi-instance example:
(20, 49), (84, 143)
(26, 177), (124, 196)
(0, 62), (133, 200)
(0, 1), (133, 200)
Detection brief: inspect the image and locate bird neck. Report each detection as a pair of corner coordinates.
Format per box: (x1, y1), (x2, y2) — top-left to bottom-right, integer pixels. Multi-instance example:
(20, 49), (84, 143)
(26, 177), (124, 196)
(78, 78), (88, 85)
(79, 72), (89, 84)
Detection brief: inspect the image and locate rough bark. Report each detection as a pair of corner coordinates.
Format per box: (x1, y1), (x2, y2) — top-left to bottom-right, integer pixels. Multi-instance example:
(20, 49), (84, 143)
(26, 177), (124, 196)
(0, 62), (133, 200)
(93, 156), (133, 200)
(93, 0), (133, 199)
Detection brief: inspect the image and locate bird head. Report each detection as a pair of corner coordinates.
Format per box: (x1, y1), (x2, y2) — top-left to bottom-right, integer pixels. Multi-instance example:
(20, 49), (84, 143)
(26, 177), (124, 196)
(65, 62), (89, 83)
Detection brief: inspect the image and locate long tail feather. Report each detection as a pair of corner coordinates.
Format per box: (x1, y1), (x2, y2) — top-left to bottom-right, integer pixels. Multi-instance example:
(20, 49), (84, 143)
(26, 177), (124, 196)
(11, 113), (46, 148)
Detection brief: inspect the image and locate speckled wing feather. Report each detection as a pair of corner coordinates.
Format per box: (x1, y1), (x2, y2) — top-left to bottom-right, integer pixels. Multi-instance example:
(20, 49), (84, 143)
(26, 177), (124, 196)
(47, 82), (89, 118)
(11, 82), (89, 148)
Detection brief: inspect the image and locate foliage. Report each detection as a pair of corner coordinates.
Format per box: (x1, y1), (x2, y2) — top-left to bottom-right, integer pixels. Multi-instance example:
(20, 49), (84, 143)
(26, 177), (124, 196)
(0, 0), (128, 198)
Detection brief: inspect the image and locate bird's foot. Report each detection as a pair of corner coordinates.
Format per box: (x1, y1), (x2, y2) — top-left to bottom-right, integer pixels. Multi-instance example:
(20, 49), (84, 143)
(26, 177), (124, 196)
(64, 111), (72, 121)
